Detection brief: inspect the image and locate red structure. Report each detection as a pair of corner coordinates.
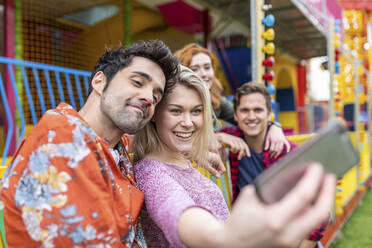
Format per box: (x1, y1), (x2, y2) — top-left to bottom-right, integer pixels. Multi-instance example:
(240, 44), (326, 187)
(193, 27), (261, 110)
(297, 64), (307, 132)
(157, 0), (211, 35)
(4, 0), (16, 155)
(337, 0), (372, 10)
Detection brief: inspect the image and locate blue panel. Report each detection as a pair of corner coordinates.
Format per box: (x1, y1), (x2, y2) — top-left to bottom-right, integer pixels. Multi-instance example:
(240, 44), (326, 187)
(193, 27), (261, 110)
(74, 74), (84, 108)
(313, 105), (324, 129)
(64, 73), (76, 109)
(20, 66), (38, 125)
(0, 57), (91, 76)
(54, 71), (65, 102)
(8, 64), (26, 143)
(44, 70), (56, 108)
(276, 88), (295, 111)
(83, 76), (89, 97)
(217, 47), (252, 90)
(0, 56), (91, 161)
(343, 103), (368, 131)
(343, 104), (353, 122)
(32, 68), (46, 114)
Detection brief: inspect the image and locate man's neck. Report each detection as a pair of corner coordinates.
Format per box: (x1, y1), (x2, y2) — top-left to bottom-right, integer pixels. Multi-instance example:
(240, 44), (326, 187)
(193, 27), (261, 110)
(243, 129), (267, 154)
(79, 96), (122, 148)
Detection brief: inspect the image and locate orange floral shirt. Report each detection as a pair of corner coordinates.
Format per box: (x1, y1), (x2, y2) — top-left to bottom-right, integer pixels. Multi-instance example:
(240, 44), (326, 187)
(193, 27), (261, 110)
(1, 103), (146, 247)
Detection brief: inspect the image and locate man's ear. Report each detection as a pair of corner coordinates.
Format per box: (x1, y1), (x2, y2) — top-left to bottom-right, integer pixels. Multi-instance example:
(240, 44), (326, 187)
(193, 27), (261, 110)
(91, 71), (106, 96)
(234, 112), (238, 123)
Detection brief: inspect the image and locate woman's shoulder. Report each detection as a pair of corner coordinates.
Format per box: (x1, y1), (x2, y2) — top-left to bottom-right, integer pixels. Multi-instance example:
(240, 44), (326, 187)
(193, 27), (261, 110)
(135, 158), (166, 171)
(134, 158), (170, 183)
(219, 96), (233, 108)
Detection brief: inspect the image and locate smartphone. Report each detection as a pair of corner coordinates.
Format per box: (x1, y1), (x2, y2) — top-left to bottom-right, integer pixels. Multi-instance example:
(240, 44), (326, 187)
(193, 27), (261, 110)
(254, 120), (360, 204)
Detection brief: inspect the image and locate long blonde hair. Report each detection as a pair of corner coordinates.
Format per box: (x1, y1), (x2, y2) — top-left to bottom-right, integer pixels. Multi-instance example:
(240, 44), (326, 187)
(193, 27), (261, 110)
(132, 65), (215, 164)
(174, 43), (223, 110)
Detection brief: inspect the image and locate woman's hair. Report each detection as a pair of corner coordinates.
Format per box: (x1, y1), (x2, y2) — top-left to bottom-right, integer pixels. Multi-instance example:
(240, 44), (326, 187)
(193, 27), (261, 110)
(132, 65), (215, 164)
(174, 43), (222, 110)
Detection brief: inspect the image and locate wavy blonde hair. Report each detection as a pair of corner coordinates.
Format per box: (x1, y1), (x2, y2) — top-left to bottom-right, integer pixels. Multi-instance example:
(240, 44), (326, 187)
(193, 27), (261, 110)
(132, 65), (215, 164)
(174, 43), (223, 110)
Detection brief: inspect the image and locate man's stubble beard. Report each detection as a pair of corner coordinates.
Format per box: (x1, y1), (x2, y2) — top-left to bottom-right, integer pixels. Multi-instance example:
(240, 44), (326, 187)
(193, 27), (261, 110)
(101, 100), (148, 135)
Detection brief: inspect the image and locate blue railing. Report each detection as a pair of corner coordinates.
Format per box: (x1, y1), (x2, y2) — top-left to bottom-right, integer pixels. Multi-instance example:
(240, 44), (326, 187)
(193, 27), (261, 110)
(0, 57), (91, 165)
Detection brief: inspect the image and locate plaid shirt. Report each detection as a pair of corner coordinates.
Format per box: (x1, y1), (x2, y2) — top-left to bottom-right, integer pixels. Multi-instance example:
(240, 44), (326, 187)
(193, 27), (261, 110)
(219, 125), (297, 201)
(219, 125), (327, 243)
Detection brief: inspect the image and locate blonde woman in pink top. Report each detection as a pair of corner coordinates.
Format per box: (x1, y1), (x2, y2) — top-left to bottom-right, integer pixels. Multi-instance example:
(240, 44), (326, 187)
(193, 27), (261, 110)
(133, 65), (335, 248)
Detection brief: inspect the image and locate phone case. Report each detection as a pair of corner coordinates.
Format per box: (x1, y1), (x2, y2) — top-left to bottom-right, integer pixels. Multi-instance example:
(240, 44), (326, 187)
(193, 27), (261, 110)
(254, 120), (360, 204)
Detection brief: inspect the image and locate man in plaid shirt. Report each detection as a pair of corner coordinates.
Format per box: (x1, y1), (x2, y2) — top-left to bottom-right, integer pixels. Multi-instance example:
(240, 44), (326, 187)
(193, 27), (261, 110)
(219, 82), (327, 248)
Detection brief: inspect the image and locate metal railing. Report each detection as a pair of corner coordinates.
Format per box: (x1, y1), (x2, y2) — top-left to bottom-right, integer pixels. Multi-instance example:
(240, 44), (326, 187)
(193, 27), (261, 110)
(0, 57), (90, 165)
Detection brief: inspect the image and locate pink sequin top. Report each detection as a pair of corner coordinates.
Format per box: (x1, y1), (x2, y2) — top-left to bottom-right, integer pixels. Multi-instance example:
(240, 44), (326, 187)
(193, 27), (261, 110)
(134, 158), (230, 248)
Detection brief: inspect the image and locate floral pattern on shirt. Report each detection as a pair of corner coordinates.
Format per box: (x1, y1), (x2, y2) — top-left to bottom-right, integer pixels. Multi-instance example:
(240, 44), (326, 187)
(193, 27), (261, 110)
(2, 103), (146, 248)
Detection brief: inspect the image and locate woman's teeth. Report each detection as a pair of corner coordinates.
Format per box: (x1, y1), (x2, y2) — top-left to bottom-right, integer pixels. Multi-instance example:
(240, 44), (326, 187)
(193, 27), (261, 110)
(174, 132), (193, 138)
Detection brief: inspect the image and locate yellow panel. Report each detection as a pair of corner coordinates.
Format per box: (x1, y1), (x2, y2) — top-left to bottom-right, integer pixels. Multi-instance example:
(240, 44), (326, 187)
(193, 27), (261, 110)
(336, 130), (369, 207)
(0, 157), (12, 166)
(25, 125), (34, 137)
(339, 166), (357, 206)
(276, 69), (292, 88)
(271, 55), (299, 124)
(360, 145), (370, 183)
(355, 130), (370, 184)
(272, 54), (298, 101)
(369, 47), (372, 72)
(0, 157), (12, 179)
(278, 111), (298, 133)
(348, 131), (369, 183)
(287, 133), (315, 146)
(0, 166), (7, 179)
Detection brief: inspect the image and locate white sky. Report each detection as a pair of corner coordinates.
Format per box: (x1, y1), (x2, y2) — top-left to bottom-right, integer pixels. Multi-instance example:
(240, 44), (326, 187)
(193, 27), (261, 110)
(309, 56), (330, 101)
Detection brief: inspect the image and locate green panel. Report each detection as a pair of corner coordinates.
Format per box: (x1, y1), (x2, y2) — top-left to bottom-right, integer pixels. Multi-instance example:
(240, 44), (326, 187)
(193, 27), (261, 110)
(0, 202), (7, 248)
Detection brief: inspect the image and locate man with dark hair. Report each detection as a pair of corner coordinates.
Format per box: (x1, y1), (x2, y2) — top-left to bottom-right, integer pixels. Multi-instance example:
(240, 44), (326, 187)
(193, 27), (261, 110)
(220, 81), (325, 248)
(1, 40), (179, 247)
(87, 40), (179, 98)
